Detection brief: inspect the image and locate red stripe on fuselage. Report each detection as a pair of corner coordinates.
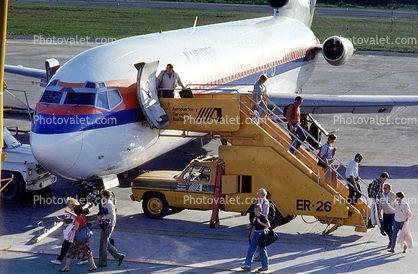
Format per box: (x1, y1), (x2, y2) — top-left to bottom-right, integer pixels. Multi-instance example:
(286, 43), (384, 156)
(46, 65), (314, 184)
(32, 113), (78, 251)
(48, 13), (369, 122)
(36, 78), (140, 115)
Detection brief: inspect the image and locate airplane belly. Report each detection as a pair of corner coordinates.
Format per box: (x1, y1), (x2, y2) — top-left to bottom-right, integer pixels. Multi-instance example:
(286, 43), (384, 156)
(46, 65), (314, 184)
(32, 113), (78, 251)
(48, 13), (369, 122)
(65, 123), (191, 180)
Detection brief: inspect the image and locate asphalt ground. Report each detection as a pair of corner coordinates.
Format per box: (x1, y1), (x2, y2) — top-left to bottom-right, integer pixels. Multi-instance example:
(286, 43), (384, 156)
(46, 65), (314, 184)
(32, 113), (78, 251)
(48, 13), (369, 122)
(7, 0), (418, 21)
(0, 39), (417, 273)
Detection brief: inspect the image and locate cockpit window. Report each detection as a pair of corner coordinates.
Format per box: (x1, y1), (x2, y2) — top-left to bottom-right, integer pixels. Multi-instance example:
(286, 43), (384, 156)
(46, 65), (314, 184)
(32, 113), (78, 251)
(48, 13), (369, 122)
(95, 89), (122, 110)
(48, 80), (59, 86)
(108, 90), (122, 109)
(64, 92), (95, 105)
(40, 90), (63, 104)
(96, 92), (109, 109)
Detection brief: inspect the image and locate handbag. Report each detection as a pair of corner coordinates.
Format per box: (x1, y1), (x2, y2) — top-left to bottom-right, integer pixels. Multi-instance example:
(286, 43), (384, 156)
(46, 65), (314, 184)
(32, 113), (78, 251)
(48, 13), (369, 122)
(317, 146), (326, 168)
(75, 215), (93, 244)
(317, 159), (326, 168)
(258, 227), (278, 247)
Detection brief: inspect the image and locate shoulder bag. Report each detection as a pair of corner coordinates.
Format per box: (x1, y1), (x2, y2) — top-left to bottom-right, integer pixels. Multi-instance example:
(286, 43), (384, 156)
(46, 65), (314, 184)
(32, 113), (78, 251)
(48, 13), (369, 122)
(75, 215), (93, 244)
(258, 227), (278, 247)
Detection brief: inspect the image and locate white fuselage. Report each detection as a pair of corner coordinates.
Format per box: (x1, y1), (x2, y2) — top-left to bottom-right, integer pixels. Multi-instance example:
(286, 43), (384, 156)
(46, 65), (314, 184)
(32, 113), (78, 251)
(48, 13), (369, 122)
(31, 15), (319, 181)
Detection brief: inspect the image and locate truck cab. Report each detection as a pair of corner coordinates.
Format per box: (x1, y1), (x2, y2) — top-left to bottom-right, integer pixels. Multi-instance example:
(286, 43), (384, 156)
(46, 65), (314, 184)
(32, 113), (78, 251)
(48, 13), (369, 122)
(131, 155), (222, 218)
(1, 127), (57, 203)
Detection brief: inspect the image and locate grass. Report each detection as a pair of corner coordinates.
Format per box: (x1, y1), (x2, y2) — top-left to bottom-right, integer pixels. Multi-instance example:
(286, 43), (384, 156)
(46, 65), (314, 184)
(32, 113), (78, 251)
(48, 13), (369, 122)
(6, 3), (418, 52)
(312, 17), (418, 52)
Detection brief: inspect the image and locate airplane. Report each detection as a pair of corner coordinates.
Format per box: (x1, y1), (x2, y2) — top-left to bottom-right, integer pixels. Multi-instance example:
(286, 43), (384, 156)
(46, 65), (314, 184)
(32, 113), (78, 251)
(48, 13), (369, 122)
(4, 0), (418, 202)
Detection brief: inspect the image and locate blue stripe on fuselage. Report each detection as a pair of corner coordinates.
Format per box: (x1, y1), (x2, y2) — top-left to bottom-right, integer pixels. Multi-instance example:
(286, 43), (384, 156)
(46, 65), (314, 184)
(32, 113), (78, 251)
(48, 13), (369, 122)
(31, 107), (146, 134)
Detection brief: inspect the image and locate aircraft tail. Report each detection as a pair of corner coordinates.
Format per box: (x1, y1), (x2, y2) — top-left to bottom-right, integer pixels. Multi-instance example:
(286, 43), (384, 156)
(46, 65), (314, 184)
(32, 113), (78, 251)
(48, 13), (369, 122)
(267, 0), (316, 28)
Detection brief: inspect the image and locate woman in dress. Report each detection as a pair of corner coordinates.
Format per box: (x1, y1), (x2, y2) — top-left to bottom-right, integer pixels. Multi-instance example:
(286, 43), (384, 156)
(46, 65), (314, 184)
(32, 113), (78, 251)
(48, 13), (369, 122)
(388, 191), (413, 253)
(60, 205), (97, 272)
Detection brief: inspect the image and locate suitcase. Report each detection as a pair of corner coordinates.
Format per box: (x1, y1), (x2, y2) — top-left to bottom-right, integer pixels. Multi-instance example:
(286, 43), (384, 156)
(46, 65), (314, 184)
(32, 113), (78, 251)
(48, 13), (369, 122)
(179, 88), (194, 98)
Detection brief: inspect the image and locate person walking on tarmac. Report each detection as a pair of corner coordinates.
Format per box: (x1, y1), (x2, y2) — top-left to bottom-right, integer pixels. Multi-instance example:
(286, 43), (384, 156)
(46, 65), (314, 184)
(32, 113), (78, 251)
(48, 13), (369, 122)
(156, 63), (185, 98)
(388, 191), (413, 253)
(345, 153), (363, 206)
(253, 188), (269, 262)
(97, 190), (125, 267)
(242, 204), (270, 272)
(51, 197), (88, 266)
(368, 172), (389, 229)
(379, 183), (397, 249)
(286, 96), (306, 155)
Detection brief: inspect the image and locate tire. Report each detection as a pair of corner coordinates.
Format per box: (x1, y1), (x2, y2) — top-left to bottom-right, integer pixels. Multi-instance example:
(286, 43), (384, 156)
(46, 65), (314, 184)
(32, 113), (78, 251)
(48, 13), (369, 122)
(170, 207), (184, 214)
(1, 171), (25, 203)
(142, 192), (169, 219)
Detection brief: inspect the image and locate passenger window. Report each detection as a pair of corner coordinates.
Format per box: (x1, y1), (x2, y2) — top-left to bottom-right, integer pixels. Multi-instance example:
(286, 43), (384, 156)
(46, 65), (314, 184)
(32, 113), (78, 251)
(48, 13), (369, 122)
(96, 92), (109, 109)
(40, 90), (63, 104)
(108, 90), (122, 109)
(64, 92), (95, 105)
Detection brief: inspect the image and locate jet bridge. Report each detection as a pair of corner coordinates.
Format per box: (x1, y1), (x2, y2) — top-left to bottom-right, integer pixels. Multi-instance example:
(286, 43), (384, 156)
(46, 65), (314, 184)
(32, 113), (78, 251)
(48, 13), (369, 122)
(154, 91), (369, 233)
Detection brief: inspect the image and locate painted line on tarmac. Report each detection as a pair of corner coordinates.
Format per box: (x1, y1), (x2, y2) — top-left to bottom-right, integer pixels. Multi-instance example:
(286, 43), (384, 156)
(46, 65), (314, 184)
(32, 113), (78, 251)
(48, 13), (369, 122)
(5, 248), (295, 273)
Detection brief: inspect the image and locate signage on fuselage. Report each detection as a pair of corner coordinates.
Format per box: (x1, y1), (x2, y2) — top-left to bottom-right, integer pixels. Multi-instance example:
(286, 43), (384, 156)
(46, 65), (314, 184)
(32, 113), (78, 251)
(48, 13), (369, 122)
(160, 98), (240, 132)
(183, 47), (217, 63)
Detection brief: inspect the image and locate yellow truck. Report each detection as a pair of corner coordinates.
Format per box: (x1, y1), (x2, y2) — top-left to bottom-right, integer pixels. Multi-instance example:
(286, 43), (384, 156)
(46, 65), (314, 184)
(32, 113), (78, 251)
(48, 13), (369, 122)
(130, 154), (292, 228)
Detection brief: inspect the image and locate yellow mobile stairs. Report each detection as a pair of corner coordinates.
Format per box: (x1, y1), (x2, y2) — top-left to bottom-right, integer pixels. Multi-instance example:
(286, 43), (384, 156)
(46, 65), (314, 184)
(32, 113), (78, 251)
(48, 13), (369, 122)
(135, 60), (371, 234)
(155, 89), (370, 234)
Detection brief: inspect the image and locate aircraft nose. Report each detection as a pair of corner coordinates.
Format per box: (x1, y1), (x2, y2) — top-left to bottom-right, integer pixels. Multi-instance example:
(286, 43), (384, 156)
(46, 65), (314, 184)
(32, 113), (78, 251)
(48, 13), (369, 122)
(30, 110), (84, 180)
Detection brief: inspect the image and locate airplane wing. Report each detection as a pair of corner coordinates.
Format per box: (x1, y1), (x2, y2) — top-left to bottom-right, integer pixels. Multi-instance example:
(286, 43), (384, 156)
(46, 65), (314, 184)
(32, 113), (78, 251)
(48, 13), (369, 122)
(268, 93), (418, 114)
(4, 64), (46, 80)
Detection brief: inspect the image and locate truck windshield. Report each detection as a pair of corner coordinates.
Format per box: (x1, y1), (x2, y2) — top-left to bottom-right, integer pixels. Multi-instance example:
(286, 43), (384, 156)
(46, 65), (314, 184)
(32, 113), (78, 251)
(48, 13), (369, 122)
(3, 128), (21, 148)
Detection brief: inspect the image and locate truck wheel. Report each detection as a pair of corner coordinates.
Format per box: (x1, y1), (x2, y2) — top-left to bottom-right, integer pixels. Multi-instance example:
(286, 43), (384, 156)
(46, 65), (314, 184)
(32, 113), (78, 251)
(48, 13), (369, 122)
(1, 171), (25, 203)
(170, 207), (184, 214)
(142, 192), (169, 219)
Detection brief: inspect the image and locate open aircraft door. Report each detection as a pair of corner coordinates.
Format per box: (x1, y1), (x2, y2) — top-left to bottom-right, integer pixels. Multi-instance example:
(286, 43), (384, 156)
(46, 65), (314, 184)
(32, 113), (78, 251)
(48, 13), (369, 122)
(135, 61), (170, 129)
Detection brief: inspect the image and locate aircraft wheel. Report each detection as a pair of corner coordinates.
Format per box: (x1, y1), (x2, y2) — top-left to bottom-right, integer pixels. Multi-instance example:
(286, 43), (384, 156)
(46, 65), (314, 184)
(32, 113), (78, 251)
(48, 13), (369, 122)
(78, 189), (91, 206)
(1, 171), (25, 203)
(142, 192), (169, 219)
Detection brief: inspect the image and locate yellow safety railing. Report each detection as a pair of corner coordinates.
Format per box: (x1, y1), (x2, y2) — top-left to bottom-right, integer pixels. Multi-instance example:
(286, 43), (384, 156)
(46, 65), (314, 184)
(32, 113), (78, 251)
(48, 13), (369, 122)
(0, 245), (11, 259)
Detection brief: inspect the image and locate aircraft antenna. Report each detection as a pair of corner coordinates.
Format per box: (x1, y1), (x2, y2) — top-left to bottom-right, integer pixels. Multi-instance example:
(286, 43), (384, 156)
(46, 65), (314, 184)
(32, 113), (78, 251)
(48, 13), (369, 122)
(190, 16), (198, 35)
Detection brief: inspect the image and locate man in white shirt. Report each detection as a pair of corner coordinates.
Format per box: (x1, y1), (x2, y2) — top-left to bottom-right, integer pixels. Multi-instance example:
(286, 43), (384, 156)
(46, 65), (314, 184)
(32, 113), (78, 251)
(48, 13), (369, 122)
(379, 183), (396, 248)
(257, 188), (269, 218)
(345, 153), (363, 206)
(97, 190), (125, 267)
(156, 63), (185, 98)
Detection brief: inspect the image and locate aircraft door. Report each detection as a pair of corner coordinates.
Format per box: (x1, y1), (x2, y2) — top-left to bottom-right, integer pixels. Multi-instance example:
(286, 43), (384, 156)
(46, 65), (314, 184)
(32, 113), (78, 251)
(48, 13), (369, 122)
(135, 61), (170, 129)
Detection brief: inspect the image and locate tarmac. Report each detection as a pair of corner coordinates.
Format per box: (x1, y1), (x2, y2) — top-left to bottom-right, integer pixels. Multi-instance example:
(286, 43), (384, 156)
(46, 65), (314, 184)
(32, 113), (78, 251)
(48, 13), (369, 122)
(0, 38), (417, 274)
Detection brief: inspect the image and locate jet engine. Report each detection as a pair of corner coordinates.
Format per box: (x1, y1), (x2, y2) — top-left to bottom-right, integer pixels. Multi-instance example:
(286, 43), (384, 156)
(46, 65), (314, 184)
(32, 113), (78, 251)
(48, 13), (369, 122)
(322, 36), (354, 66)
(266, 0), (288, 8)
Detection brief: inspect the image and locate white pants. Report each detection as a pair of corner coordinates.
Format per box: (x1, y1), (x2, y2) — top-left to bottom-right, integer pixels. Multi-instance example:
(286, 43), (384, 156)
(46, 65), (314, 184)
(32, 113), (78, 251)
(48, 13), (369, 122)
(370, 201), (381, 228)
